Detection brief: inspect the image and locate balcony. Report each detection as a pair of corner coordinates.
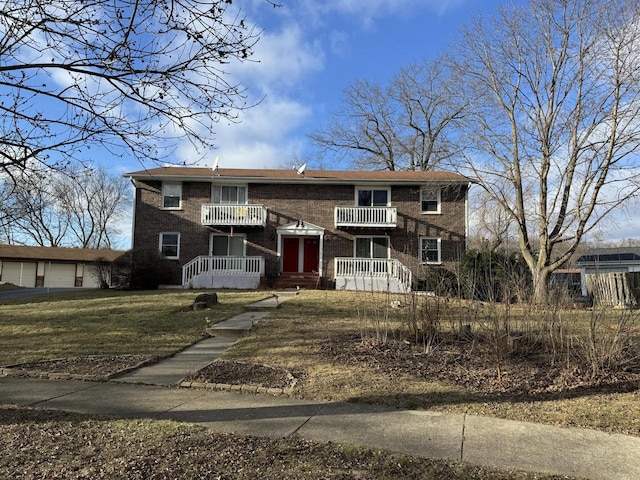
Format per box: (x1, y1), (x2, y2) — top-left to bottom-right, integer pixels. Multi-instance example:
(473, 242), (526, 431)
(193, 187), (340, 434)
(201, 204), (267, 227)
(182, 255), (265, 289)
(334, 257), (412, 293)
(334, 206), (397, 228)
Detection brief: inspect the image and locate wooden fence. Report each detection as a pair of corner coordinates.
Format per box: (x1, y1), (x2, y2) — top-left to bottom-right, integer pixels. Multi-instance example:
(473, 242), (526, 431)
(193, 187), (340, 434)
(584, 272), (640, 307)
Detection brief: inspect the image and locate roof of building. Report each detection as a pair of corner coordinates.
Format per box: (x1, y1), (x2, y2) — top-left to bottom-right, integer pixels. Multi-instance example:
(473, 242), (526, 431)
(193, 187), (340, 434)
(576, 247), (640, 265)
(0, 244), (126, 263)
(125, 167), (472, 185)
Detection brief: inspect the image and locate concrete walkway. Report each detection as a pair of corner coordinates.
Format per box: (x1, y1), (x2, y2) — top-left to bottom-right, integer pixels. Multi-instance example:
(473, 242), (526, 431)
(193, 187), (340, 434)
(2, 289), (639, 479)
(115, 291), (295, 386)
(1, 377), (639, 480)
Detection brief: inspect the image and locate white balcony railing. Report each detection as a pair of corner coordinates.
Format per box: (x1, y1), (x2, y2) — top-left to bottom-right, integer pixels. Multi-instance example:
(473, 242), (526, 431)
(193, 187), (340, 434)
(334, 257), (412, 293)
(334, 206), (397, 228)
(201, 204), (267, 227)
(182, 255), (265, 286)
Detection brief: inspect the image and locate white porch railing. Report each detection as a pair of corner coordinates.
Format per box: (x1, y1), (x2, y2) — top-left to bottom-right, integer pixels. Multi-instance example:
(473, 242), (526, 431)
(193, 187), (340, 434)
(334, 206), (397, 228)
(201, 204), (267, 227)
(334, 257), (412, 293)
(182, 255), (265, 286)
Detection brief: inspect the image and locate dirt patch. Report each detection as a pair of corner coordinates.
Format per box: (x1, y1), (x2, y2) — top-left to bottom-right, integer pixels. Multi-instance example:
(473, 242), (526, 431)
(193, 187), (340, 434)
(3, 355), (155, 379)
(320, 332), (640, 402)
(185, 360), (300, 390)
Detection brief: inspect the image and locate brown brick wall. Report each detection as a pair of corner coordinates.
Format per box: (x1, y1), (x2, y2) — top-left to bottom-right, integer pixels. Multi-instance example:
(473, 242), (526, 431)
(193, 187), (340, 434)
(133, 179), (468, 286)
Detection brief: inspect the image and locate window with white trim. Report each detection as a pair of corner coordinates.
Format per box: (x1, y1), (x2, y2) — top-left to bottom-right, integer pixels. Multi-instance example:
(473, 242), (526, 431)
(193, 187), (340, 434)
(162, 183), (182, 209)
(210, 234), (245, 256)
(159, 232), (180, 259)
(212, 185), (247, 204)
(420, 237), (441, 264)
(356, 187), (389, 207)
(420, 188), (441, 213)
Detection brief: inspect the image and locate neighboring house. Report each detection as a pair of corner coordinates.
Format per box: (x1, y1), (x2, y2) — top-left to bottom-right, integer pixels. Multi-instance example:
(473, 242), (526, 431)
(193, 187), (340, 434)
(0, 245), (125, 288)
(126, 167), (472, 293)
(576, 247), (640, 305)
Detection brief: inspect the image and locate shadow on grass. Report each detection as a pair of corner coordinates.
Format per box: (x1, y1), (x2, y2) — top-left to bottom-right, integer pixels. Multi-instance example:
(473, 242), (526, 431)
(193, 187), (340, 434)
(347, 378), (640, 411)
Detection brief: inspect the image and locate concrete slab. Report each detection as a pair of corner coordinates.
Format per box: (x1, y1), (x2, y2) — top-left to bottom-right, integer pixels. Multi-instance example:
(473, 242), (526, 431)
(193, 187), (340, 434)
(0, 377), (97, 406)
(300, 403), (465, 460)
(114, 337), (237, 386)
(157, 389), (328, 438)
(206, 311), (271, 338)
(463, 414), (640, 480)
(244, 291), (298, 310)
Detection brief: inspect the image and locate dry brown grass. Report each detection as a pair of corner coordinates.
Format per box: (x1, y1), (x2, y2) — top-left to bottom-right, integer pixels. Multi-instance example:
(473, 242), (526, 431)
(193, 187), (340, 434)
(223, 290), (640, 436)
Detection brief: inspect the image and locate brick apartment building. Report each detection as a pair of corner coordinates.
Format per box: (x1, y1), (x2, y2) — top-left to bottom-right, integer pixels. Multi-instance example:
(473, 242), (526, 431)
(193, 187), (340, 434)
(125, 167), (472, 292)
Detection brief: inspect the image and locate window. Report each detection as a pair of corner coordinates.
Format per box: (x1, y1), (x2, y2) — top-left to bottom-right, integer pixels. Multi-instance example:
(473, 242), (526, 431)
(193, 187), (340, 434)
(211, 234), (245, 256)
(159, 233), (180, 259)
(420, 237), (441, 264)
(421, 188), (441, 213)
(357, 188), (389, 207)
(355, 237), (389, 258)
(212, 185), (247, 204)
(162, 183), (182, 209)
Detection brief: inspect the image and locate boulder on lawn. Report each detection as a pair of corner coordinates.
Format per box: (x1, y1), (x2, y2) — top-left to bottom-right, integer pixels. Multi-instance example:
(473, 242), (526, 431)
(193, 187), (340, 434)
(193, 292), (218, 310)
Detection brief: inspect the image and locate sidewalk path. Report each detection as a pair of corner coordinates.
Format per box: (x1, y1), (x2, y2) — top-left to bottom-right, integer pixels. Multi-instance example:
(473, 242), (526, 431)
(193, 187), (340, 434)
(114, 292), (293, 386)
(0, 377), (638, 480)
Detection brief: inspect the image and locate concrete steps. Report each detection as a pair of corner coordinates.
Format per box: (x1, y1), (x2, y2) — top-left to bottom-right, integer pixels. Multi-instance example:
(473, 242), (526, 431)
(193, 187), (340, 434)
(274, 273), (319, 290)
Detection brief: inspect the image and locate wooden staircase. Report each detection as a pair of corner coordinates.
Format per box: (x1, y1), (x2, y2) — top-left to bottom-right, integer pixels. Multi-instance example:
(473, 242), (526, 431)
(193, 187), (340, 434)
(274, 272), (320, 290)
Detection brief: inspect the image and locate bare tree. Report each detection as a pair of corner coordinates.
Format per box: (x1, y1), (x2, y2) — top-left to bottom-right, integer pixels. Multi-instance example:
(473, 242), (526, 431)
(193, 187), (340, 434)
(0, 0), (267, 177)
(2, 171), (70, 246)
(54, 166), (131, 248)
(1, 165), (130, 248)
(453, 0), (640, 303)
(311, 56), (466, 171)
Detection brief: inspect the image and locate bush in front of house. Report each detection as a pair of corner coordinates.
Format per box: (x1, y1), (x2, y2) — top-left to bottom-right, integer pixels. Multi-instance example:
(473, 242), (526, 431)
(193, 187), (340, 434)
(459, 249), (531, 303)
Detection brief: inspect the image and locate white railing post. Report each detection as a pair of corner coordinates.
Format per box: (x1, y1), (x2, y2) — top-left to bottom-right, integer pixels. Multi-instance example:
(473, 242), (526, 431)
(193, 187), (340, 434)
(334, 206), (397, 228)
(201, 205), (266, 226)
(182, 255), (265, 286)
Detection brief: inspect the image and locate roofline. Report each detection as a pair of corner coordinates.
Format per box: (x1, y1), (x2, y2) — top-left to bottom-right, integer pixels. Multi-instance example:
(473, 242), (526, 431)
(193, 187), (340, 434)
(130, 175), (471, 186)
(125, 168), (473, 186)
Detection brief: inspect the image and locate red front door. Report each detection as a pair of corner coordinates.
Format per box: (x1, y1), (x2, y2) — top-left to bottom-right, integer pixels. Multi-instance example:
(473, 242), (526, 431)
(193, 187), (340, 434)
(303, 238), (319, 273)
(282, 237), (299, 272)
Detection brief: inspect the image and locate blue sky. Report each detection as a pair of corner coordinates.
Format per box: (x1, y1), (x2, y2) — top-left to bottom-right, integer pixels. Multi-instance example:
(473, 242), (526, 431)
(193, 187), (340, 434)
(109, 0), (637, 245)
(170, 0), (520, 172)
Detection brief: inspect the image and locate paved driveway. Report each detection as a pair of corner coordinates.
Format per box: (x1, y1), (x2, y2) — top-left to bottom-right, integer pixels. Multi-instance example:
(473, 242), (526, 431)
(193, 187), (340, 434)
(0, 287), (80, 301)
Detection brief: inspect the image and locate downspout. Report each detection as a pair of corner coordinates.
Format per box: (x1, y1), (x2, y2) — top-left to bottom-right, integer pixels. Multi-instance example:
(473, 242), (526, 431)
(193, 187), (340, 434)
(465, 182), (471, 250)
(129, 177), (136, 249)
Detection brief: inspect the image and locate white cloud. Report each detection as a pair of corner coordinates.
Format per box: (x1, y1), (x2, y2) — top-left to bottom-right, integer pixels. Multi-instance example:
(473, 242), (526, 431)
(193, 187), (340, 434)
(292, 0), (469, 26)
(237, 24), (325, 88)
(182, 93), (311, 169)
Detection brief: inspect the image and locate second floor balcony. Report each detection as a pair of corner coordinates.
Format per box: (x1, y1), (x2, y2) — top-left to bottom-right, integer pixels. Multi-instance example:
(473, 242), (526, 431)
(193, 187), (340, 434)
(334, 206), (397, 228)
(201, 204), (267, 227)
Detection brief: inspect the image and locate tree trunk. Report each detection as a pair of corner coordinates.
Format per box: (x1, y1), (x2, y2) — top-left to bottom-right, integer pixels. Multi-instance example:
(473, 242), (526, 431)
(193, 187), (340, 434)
(532, 267), (551, 306)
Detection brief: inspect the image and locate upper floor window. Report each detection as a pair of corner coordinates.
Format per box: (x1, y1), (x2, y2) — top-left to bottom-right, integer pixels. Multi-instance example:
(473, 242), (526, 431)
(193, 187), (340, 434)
(357, 188), (389, 207)
(421, 188), (441, 214)
(159, 232), (180, 259)
(162, 183), (182, 209)
(213, 185), (247, 204)
(420, 237), (441, 264)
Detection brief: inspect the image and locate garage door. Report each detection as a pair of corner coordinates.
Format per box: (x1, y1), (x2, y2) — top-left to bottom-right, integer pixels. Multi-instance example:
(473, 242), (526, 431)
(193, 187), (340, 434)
(43, 263), (77, 287)
(1, 262), (37, 287)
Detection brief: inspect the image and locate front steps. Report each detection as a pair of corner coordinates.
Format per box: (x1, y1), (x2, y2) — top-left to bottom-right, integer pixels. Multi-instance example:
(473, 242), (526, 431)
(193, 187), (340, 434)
(274, 272), (320, 290)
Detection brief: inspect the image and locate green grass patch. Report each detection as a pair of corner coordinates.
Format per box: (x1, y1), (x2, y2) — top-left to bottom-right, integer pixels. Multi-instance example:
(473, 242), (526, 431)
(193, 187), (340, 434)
(0, 289), (268, 365)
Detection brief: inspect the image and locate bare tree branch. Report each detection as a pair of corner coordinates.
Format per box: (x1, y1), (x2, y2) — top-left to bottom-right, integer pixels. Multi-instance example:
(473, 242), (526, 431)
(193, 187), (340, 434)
(0, 0), (275, 176)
